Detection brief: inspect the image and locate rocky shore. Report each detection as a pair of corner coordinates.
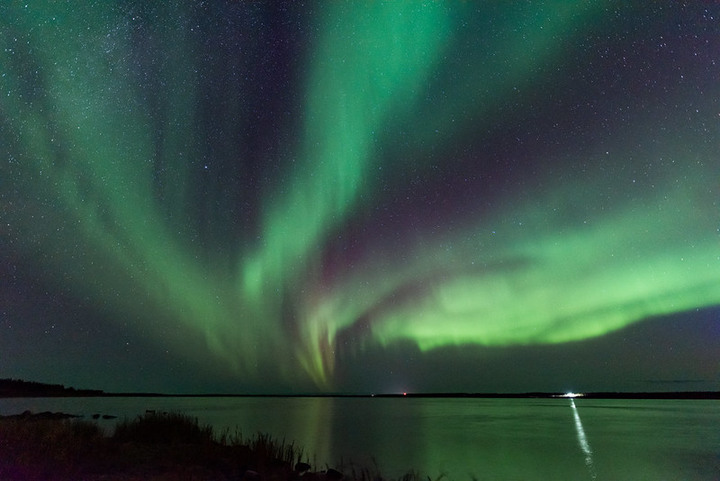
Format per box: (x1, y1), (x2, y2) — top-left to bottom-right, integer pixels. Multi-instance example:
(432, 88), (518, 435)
(1, 410), (83, 421)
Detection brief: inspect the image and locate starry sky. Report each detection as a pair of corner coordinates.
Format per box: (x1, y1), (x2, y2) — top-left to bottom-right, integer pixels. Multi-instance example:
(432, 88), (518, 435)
(1, 2), (719, 394)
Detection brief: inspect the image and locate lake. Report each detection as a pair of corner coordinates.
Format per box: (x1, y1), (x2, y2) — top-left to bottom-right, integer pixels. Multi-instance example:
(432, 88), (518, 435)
(1, 396), (718, 480)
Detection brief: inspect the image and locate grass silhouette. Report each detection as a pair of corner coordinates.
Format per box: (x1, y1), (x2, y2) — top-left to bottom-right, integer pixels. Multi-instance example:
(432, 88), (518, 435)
(0, 411), (433, 481)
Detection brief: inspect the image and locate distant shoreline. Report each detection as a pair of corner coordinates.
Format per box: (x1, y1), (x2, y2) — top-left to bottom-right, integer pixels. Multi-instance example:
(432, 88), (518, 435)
(2, 378), (718, 399)
(97, 391), (720, 399)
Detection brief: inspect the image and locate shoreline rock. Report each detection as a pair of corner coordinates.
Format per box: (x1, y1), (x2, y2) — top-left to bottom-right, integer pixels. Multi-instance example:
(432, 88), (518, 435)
(0, 410), (82, 420)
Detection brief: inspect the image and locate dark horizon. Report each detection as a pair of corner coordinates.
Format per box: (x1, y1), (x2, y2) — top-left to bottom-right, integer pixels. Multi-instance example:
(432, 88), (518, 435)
(2, 378), (719, 401)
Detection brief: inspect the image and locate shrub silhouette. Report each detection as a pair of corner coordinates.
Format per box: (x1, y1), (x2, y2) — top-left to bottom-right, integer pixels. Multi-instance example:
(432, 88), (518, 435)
(113, 411), (214, 445)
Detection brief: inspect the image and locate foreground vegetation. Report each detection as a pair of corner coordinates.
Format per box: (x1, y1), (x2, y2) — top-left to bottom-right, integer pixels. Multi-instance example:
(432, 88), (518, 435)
(0, 411), (426, 481)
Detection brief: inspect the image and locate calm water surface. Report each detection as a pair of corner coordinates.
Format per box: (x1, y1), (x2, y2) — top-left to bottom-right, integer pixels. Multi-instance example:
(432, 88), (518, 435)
(1, 397), (718, 480)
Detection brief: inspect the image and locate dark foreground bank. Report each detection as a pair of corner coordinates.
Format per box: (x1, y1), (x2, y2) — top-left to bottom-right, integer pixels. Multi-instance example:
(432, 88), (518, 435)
(0, 411), (415, 481)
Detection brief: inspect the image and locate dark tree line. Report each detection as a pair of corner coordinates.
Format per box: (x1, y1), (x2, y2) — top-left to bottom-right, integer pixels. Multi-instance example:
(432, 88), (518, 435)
(0, 379), (103, 397)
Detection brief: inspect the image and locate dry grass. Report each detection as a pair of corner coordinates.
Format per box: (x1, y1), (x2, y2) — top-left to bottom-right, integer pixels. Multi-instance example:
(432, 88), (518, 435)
(113, 411), (214, 445)
(0, 411), (434, 481)
(0, 417), (108, 479)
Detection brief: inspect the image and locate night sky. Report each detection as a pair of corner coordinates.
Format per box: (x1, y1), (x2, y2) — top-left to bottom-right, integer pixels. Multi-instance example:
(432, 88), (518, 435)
(1, 2), (719, 394)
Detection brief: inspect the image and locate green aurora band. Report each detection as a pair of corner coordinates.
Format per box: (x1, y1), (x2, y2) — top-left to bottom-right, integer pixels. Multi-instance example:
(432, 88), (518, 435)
(2, 2), (719, 390)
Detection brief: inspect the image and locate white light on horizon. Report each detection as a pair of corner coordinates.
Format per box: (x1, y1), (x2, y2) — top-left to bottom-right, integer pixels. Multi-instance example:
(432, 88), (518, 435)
(561, 392), (584, 398)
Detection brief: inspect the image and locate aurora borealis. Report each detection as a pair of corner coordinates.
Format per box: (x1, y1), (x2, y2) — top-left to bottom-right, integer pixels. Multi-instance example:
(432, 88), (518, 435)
(2, 2), (719, 393)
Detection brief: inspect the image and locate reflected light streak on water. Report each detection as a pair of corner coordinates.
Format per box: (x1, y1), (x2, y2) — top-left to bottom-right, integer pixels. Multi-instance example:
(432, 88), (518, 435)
(570, 399), (597, 479)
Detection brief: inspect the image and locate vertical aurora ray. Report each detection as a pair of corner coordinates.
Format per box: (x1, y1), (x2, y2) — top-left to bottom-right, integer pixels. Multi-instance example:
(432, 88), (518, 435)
(1, 2), (278, 377)
(265, 0), (619, 385)
(240, 2), (452, 386)
(2, 2), (719, 391)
